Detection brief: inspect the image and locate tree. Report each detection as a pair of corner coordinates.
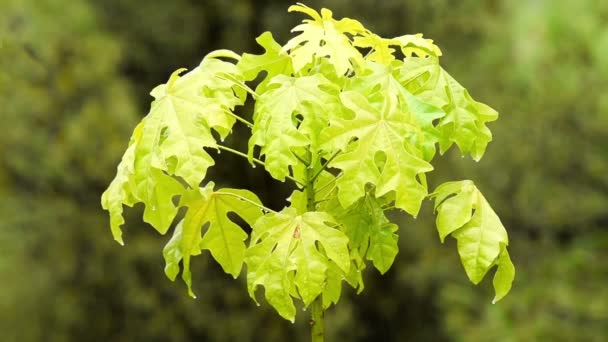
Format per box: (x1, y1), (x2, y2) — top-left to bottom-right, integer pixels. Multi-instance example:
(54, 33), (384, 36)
(102, 4), (514, 341)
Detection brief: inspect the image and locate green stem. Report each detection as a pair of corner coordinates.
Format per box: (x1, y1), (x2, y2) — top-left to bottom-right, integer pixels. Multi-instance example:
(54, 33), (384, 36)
(213, 191), (276, 213)
(310, 150), (341, 183)
(215, 144), (304, 186)
(311, 296), (324, 342)
(304, 152), (324, 342)
(223, 110), (253, 128)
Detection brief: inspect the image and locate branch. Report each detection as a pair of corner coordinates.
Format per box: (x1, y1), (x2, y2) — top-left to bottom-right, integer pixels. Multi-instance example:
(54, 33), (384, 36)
(222, 109), (254, 128)
(216, 73), (259, 99)
(314, 173), (342, 196)
(215, 144), (304, 186)
(214, 191), (276, 214)
(310, 150), (341, 183)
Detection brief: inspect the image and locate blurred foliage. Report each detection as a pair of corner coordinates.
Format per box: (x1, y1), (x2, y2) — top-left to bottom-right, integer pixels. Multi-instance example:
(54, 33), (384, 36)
(0, 0), (606, 341)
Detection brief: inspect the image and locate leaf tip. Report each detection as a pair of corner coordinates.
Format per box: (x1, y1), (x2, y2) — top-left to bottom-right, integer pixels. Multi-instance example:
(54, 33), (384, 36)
(114, 236), (125, 246)
(188, 290), (197, 299)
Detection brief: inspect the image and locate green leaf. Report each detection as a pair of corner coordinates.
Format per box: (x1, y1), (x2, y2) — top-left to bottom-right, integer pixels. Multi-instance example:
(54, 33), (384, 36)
(325, 194), (398, 275)
(431, 180), (514, 301)
(238, 32), (293, 91)
(162, 183), (264, 297)
(283, 3), (366, 75)
(492, 245), (515, 304)
(368, 223), (399, 274)
(399, 57), (498, 160)
(245, 208), (350, 321)
(354, 33), (398, 64)
(249, 74), (336, 181)
(101, 53), (248, 240)
(393, 34), (442, 58)
(146, 57), (245, 188)
(433, 181), (475, 242)
(100, 123), (142, 245)
(354, 32), (442, 64)
(322, 90), (433, 216)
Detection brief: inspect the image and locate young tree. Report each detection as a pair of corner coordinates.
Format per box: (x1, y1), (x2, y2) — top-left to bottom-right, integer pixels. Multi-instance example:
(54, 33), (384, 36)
(102, 4), (514, 341)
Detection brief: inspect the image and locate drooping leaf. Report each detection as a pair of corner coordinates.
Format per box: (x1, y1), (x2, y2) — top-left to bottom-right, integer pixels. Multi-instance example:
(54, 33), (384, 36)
(431, 180), (514, 302)
(492, 245), (515, 304)
(245, 208), (350, 321)
(282, 3), (366, 76)
(100, 123), (142, 245)
(324, 193), (398, 275)
(101, 53), (248, 240)
(399, 57), (498, 160)
(163, 182), (264, 297)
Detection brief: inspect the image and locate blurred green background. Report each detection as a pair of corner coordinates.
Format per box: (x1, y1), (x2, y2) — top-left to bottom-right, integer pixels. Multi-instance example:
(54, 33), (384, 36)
(1, 0), (607, 341)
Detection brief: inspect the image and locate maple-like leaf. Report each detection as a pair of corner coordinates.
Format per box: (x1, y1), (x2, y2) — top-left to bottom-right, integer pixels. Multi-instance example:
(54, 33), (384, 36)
(282, 3), (366, 76)
(349, 61), (446, 161)
(321, 89), (433, 216)
(249, 74), (337, 181)
(237, 31), (293, 91)
(101, 120), (185, 241)
(163, 182), (264, 297)
(324, 193), (398, 274)
(100, 123), (142, 245)
(245, 208), (350, 321)
(354, 32), (442, 64)
(430, 180), (515, 303)
(393, 34), (442, 58)
(399, 57), (498, 160)
(101, 53), (247, 240)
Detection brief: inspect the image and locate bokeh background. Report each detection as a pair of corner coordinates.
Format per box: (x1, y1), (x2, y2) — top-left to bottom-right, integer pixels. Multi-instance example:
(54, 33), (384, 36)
(1, 0), (607, 341)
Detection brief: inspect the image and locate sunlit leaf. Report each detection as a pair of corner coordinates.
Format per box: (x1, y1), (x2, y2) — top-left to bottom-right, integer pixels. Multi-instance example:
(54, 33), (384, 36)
(245, 208), (349, 321)
(283, 3), (366, 75)
(163, 182), (264, 297)
(431, 180), (514, 301)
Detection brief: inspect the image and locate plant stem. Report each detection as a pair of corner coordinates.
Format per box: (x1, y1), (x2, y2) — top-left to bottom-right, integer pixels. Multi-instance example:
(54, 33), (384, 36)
(215, 144), (304, 186)
(304, 152), (324, 342)
(213, 191), (276, 213)
(310, 150), (341, 183)
(311, 296), (324, 342)
(223, 110), (254, 128)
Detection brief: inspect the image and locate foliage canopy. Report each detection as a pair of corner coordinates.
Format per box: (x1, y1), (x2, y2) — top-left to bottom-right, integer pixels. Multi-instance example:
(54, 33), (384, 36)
(102, 3), (514, 324)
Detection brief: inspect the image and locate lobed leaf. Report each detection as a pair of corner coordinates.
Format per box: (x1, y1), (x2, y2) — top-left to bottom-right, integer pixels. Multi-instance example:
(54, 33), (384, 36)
(238, 31), (293, 92)
(163, 182), (264, 297)
(323, 193), (398, 275)
(249, 74), (337, 181)
(399, 57), (498, 160)
(101, 52), (246, 241)
(245, 208), (350, 321)
(354, 32), (442, 64)
(283, 3), (366, 76)
(321, 88), (433, 216)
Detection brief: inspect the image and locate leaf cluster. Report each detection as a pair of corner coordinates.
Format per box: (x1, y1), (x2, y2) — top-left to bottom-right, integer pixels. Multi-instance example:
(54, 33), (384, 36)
(102, 3), (514, 321)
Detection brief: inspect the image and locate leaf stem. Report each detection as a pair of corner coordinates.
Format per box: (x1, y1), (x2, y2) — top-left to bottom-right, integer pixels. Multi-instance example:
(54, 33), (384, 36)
(215, 144), (304, 186)
(315, 173), (341, 196)
(294, 151), (311, 166)
(213, 191), (276, 213)
(216, 73), (259, 99)
(222, 110), (254, 128)
(310, 150), (341, 183)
